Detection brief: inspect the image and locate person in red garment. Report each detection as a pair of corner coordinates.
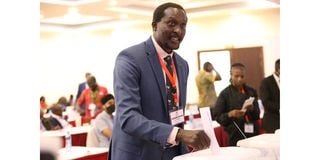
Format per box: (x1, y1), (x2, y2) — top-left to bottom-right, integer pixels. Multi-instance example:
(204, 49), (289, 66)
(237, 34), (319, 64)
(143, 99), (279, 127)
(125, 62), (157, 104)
(75, 76), (108, 122)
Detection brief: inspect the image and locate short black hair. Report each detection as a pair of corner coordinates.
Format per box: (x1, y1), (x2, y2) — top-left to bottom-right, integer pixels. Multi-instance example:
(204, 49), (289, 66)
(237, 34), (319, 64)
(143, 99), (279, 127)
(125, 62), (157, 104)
(231, 62), (245, 69)
(275, 59), (280, 67)
(203, 62), (212, 72)
(152, 2), (185, 24)
(230, 62), (246, 73)
(101, 94), (114, 105)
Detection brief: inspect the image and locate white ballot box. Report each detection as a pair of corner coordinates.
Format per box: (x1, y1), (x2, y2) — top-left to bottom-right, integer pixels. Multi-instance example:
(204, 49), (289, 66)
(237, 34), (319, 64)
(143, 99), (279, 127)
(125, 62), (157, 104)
(173, 147), (263, 160)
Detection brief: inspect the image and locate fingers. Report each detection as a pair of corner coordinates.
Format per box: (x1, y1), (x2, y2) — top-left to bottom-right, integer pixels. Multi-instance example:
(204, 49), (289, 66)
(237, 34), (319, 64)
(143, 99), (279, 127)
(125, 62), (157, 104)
(189, 130), (210, 150)
(198, 131), (211, 150)
(177, 129), (211, 151)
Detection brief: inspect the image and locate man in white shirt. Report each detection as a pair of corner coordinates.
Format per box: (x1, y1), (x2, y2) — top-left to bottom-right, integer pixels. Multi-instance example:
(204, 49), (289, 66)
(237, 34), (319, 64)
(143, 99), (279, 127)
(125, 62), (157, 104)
(50, 103), (71, 129)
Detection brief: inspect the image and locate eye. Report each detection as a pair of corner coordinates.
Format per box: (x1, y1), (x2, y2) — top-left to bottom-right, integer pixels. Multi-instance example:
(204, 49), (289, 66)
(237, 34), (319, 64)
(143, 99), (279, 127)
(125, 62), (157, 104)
(180, 23), (186, 29)
(168, 21), (176, 27)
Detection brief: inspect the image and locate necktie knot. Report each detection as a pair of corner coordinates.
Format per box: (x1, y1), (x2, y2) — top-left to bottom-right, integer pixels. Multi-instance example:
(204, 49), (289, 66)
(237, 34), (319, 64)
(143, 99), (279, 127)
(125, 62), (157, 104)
(164, 56), (172, 66)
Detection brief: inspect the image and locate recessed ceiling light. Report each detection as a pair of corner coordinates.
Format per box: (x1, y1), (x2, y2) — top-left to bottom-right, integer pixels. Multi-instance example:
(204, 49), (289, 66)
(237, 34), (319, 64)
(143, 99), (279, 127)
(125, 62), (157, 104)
(231, 11), (239, 15)
(64, 7), (82, 20)
(120, 13), (128, 19)
(109, 0), (118, 6)
(68, 7), (79, 15)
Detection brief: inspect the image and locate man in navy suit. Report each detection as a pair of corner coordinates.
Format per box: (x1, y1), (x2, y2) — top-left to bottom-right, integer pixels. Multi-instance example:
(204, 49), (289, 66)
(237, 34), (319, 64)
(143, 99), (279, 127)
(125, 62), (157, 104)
(75, 72), (91, 115)
(109, 2), (210, 160)
(260, 59), (280, 133)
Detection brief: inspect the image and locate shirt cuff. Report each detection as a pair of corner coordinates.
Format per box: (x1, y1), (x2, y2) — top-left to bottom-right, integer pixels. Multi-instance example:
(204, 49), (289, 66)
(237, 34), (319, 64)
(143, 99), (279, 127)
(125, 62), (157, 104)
(167, 127), (180, 146)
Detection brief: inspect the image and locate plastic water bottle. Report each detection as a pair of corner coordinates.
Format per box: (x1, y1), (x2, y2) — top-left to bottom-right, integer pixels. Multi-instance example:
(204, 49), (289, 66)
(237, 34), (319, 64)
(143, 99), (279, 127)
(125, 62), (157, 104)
(189, 112), (194, 129)
(65, 129), (72, 152)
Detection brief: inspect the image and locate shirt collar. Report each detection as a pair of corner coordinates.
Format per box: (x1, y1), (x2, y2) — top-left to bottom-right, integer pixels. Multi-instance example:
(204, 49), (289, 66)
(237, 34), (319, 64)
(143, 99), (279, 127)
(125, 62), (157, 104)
(273, 72), (280, 88)
(273, 72), (279, 80)
(151, 36), (173, 60)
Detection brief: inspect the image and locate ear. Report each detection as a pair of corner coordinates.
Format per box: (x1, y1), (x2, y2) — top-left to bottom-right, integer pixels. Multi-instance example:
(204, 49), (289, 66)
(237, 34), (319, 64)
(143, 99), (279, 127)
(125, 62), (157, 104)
(152, 22), (157, 31)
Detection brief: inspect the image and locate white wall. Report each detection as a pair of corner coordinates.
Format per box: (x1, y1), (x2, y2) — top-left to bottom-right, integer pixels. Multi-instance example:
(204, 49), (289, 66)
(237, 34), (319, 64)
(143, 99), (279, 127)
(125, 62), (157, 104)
(40, 8), (279, 105)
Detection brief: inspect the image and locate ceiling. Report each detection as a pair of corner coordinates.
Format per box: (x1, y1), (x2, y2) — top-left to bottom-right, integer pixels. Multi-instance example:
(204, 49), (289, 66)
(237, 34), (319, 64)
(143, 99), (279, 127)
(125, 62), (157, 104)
(40, 0), (280, 30)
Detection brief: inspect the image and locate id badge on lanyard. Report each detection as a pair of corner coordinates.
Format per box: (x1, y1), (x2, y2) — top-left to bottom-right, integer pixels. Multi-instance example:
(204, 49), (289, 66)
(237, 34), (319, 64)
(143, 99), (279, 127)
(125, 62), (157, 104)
(244, 115), (254, 133)
(244, 123), (254, 133)
(169, 108), (184, 126)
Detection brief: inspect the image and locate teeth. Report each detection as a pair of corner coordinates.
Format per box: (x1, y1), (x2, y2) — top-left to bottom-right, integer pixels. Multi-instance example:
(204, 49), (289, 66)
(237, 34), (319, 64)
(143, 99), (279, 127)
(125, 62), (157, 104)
(171, 37), (179, 41)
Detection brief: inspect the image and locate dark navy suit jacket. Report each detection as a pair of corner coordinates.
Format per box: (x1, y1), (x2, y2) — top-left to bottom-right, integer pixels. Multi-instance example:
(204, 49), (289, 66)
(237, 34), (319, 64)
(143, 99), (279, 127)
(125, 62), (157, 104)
(75, 82), (87, 111)
(109, 37), (189, 160)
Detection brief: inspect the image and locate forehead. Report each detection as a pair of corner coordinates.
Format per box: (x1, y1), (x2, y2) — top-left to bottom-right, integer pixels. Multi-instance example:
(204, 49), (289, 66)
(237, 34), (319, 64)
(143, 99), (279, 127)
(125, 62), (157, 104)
(104, 99), (115, 104)
(231, 67), (245, 75)
(87, 78), (96, 83)
(162, 7), (187, 21)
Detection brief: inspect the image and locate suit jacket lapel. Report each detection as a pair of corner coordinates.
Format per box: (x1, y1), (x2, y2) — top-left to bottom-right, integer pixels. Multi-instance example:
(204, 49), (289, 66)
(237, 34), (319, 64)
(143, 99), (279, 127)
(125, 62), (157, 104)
(173, 54), (184, 107)
(145, 38), (168, 114)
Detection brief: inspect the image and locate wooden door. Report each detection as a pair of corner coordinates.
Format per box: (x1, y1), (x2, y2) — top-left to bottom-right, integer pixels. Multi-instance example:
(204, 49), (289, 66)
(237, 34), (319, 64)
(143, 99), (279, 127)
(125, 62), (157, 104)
(197, 46), (264, 98)
(230, 47), (264, 98)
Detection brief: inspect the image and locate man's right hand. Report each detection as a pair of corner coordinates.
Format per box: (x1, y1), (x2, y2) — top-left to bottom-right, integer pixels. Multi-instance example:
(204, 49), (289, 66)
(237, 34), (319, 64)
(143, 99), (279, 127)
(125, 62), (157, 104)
(175, 129), (210, 151)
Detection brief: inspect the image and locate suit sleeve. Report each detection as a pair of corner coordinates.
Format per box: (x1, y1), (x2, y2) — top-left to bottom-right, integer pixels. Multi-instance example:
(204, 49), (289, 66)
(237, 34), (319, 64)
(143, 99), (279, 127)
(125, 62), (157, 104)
(76, 84), (82, 101)
(113, 51), (174, 147)
(259, 78), (280, 113)
(76, 91), (85, 106)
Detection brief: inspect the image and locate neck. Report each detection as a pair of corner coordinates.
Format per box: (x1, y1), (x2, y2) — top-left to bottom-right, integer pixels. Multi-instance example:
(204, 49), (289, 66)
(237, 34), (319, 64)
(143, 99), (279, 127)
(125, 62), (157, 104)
(107, 112), (113, 117)
(232, 83), (242, 91)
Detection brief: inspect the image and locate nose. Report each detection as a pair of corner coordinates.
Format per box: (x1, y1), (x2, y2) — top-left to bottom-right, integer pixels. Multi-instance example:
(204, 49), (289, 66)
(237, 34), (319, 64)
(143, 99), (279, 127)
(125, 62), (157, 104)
(173, 26), (182, 35)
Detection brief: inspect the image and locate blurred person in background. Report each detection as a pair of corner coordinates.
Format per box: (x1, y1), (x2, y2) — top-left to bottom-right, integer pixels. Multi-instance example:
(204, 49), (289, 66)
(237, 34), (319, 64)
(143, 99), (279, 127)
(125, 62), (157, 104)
(40, 108), (60, 131)
(40, 96), (48, 110)
(195, 61), (221, 110)
(259, 59), (280, 133)
(94, 94), (116, 147)
(57, 96), (68, 111)
(212, 63), (260, 146)
(49, 103), (71, 129)
(68, 94), (74, 106)
(75, 72), (92, 115)
(75, 76), (108, 121)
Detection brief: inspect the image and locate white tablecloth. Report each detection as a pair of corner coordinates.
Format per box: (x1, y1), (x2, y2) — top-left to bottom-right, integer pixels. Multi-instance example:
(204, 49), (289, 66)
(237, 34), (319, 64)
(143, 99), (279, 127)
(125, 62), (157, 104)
(41, 126), (91, 147)
(237, 132), (280, 160)
(40, 125), (91, 137)
(58, 146), (108, 160)
(173, 147), (263, 160)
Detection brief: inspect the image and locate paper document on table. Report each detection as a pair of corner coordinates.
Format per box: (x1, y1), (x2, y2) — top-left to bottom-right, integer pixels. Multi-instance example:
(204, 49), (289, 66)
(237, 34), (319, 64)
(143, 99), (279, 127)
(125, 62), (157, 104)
(199, 107), (220, 154)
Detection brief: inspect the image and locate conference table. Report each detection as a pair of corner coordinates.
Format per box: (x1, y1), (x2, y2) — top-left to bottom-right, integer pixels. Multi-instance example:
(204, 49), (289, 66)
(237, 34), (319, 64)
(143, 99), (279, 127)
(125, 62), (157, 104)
(41, 125), (91, 147)
(173, 147), (263, 160)
(58, 146), (108, 160)
(237, 130), (280, 160)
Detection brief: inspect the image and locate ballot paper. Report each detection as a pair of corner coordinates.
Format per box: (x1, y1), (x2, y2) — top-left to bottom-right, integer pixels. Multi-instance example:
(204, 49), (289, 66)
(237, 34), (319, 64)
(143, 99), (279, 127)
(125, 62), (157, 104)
(199, 107), (220, 154)
(241, 97), (255, 112)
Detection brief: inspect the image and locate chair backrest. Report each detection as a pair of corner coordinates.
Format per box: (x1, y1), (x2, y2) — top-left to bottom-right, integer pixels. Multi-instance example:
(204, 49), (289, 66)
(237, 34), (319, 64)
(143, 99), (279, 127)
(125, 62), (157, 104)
(86, 127), (100, 147)
(214, 126), (229, 147)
